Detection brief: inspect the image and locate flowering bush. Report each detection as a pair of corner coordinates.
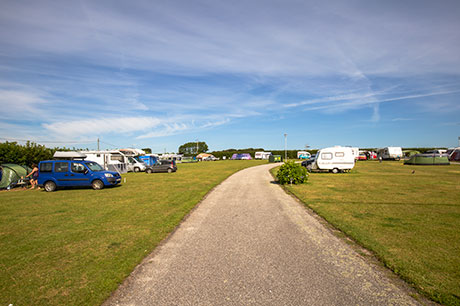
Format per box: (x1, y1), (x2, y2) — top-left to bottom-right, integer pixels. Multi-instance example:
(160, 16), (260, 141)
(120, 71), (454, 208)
(276, 161), (309, 185)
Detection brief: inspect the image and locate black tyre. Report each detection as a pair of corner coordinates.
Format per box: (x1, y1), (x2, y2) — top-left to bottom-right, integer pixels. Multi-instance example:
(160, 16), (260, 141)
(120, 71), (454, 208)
(146, 168), (153, 174)
(44, 181), (57, 192)
(134, 167), (140, 172)
(92, 179), (104, 190)
(167, 168), (173, 173)
(332, 168), (339, 174)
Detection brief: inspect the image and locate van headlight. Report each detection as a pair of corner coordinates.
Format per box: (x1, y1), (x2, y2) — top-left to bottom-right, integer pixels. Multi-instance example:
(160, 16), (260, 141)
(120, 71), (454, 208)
(105, 173), (113, 178)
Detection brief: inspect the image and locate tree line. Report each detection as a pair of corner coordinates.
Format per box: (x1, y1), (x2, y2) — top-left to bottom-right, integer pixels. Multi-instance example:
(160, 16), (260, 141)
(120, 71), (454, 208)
(0, 142), (81, 166)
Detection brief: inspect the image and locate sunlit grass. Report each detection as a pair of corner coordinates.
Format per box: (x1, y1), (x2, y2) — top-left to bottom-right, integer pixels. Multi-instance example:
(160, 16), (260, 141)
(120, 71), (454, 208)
(0, 160), (266, 305)
(273, 161), (460, 305)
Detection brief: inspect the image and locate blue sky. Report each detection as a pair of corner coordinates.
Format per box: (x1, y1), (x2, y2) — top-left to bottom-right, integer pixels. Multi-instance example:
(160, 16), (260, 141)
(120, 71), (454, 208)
(1, 0), (459, 152)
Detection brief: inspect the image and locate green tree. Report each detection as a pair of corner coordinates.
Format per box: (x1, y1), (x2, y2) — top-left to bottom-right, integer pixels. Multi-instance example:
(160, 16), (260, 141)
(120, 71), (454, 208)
(142, 148), (152, 154)
(178, 141), (208, 156)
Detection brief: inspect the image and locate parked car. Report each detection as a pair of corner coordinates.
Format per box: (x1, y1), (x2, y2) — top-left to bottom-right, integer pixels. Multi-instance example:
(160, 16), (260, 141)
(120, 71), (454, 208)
(145, 160), (177, 173)
(357, 152), (368, 160)
(37, 160), (121, 192)
(301, 156), (316, 171)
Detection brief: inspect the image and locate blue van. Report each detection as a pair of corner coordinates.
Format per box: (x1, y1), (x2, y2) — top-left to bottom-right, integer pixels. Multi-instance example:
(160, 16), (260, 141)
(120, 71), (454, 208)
(37, 160), (121, 192)
(136, 155), (158, 166)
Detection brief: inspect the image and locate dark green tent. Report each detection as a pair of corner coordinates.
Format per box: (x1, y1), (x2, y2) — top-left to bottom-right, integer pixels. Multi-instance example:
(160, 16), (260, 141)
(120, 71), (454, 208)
(0, 164), (32, 189)
(404, 154), (450, 165)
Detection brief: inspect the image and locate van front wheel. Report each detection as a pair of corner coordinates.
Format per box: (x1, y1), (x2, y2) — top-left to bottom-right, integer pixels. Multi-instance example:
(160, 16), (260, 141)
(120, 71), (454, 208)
(44, 181), (56, 192)
(134, 167), (140, 172)
(92, 179), (104, 190)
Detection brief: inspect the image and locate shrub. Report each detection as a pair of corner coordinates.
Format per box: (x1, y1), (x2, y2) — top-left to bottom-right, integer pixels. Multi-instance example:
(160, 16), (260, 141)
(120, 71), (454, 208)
(276, 161), (309, 185)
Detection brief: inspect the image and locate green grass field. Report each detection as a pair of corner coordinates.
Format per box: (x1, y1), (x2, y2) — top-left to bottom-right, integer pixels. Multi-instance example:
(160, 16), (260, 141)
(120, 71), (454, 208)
(0, 160), (265, 306)
(275, 161), (460, 305)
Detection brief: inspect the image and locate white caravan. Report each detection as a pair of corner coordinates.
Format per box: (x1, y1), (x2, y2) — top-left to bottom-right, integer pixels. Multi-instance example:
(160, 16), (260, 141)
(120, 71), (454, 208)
(255, 152), (272, 159)
(81, 150), (129, 174)
(377, 147), (403, 160)
(311, 146), (355, 173)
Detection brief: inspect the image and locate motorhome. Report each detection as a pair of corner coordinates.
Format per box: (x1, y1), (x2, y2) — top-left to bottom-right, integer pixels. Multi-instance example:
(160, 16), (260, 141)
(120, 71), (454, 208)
(255, 152), (272, 159)
(377, 147), (403, 160)
(81, 150), (129, 174)
(119, 148), (146, 156)
(307, 146), (355, 173)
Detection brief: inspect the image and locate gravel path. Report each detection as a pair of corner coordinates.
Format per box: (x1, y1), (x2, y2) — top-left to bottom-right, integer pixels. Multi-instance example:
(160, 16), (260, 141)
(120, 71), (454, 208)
(104, 163), (421, 306)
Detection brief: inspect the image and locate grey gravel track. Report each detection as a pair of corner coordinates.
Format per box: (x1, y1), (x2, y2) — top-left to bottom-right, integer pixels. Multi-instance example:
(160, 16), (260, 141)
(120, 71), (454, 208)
(104, 163), (421, 306)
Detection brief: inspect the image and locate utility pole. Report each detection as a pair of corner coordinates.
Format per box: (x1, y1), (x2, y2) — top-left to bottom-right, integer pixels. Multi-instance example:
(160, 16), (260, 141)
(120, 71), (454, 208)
(284, 133), (287, 161)
(196, 139), (199, 154)
(97, 138), (100, 151)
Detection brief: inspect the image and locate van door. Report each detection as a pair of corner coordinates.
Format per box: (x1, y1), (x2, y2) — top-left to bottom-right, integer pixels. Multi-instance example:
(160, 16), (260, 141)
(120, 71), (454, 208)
(54, 161), (71, 186)
(70, 162), (91, 186)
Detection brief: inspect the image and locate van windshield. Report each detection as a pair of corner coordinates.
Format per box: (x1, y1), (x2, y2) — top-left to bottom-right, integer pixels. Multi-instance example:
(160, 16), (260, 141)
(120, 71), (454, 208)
(85, 162), (104, 171)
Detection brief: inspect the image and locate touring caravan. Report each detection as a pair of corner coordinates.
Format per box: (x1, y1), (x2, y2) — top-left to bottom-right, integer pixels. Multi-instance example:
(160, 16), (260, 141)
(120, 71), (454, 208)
(308, 146), (355, 173)
(255, 152), (272, 159)
(377, 147), (403, 160)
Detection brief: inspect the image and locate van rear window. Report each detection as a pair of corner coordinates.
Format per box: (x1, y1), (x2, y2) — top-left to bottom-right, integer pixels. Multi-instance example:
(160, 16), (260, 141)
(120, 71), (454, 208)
(54, 162), (69, 172)
(40, 163), (53, 172)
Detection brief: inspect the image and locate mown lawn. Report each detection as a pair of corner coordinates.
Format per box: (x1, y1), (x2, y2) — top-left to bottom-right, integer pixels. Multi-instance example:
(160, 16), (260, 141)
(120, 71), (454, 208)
(275, 161), (460, 306)
(0, 160), (266, 306)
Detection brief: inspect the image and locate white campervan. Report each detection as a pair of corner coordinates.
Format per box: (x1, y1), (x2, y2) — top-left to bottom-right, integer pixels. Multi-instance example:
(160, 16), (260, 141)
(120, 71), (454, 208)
(311, 146), (355, 173)
(377, 147), (403, 160)
(255, 152), (272, 159)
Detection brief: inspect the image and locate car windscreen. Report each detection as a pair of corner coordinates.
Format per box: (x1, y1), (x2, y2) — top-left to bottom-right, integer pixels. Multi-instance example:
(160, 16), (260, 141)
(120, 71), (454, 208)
(85, 161), (104, 171)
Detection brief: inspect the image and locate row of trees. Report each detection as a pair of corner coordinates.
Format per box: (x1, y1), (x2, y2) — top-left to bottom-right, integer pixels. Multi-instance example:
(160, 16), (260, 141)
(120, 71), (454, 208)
(0, 142), (79, 166)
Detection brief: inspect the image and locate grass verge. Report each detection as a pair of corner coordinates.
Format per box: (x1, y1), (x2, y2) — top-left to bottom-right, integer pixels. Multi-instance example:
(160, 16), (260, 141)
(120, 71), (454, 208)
(272, 161), (460, 306)
(0, 160), (266, 305)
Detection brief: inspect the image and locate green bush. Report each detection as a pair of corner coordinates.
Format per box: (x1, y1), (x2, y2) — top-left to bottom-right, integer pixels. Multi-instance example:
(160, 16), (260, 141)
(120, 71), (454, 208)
(276, 161), (309, 185)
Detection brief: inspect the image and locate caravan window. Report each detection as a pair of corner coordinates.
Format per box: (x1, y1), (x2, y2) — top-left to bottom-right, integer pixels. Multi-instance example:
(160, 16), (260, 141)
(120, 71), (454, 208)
(321, 153), (333, 160)
(335, 152), (345, 157)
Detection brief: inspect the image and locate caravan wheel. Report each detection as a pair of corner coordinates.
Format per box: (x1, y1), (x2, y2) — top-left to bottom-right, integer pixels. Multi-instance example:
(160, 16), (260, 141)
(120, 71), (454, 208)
(332, 168), (339, 174)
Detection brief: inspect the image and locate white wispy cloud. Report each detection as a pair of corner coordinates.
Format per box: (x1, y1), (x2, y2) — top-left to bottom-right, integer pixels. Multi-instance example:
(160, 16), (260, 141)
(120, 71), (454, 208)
(43, 117), (163, 137)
